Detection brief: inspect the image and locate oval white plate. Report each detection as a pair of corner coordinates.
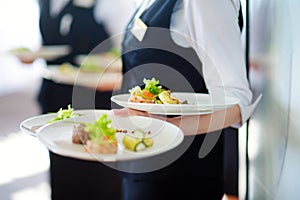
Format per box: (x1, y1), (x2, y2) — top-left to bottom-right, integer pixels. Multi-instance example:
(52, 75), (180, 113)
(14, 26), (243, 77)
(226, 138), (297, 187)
(42, 65), (121, 88)
(11, 45), (71, 61)
(36, 110), (184, 162)
(111, 92), (239, 115)
(20, 109), (110, 136)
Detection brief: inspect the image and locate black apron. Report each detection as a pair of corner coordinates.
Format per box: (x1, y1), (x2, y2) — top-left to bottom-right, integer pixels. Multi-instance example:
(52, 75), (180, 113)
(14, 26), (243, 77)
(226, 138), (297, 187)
(38, 0), (113, 113)
(120, 0), (226, 199)
(37, 1), (121, 200)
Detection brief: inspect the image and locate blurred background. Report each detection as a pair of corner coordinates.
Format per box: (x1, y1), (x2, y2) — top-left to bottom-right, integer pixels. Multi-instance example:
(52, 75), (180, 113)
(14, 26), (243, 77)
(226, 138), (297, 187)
(1, 0), (300, 200)
(0, 0), (50, 199)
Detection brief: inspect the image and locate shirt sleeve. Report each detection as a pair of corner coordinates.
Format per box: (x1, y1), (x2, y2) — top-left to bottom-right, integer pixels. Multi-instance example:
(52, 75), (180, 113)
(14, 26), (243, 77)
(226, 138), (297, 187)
(94, 0), (138, 49)
(182, 0), (256, 126)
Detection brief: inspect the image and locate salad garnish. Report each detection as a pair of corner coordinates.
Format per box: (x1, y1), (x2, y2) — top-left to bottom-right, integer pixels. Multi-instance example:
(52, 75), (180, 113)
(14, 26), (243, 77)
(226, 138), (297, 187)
(48, 104), (79, 123)
(84, 114), (117, 143)
(129, 77), (180, 104)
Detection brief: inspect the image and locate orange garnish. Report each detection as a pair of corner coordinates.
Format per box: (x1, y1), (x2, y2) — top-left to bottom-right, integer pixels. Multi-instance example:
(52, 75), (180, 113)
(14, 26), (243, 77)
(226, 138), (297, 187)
(103, 136), (110, 140)
(143, 90), (154, 98)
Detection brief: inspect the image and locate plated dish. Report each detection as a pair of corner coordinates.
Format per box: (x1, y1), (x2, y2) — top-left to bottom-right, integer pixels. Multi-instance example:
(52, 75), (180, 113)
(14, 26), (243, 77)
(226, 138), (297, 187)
(42, 64), (121, 88)
(20, 108), (107, 136)
(37, 110), (184, 162)
(111, 92), (239, 115)
(75, 52), (122, 73)
(111, 78), (239, 115)
(10, 45), (71, 61)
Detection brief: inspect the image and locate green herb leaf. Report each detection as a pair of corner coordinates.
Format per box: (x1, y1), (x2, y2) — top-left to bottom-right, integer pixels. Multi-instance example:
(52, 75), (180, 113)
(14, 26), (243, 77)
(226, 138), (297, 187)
(48, 104), (78, 123)
(84, 114), (117, 142)
(143, 78), (162, 96)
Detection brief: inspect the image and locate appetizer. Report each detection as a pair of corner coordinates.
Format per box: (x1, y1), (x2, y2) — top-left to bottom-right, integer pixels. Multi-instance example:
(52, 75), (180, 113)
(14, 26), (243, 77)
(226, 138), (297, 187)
(10, 47), (35, 64)
(58, 62), (103, 73)
(48, 104), (79, 123)
(27, 104), (78, 133)
(58, 63), (75, 74)
(123, 133), (154, 152)
(72, 114), (118, 154)
(129, 78), (181, 104)
(10, 47), (31, 53)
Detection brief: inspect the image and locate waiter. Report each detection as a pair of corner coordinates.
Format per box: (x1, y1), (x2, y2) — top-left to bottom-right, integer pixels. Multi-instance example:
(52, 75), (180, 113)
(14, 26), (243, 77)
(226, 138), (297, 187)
(117, 0), (253, 199)
(38, 0), (113, 112)
(37, 0), (135, 199)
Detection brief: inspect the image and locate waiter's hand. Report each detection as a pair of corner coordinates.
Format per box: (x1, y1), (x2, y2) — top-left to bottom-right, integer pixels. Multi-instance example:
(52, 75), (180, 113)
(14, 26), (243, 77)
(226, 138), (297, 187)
(18, 56), (35, 64)
(112, 107), (153, 118)
(112, 106), (241, 136)
(112, 108), (191, 135)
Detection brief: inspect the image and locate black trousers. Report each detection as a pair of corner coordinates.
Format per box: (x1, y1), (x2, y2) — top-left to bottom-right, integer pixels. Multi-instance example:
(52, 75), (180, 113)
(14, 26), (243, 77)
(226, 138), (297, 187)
(49, 152), (122, 200)
(120, 133), (225, 200)
(223, 128), (239, 196)
(38, 79), (122, 200)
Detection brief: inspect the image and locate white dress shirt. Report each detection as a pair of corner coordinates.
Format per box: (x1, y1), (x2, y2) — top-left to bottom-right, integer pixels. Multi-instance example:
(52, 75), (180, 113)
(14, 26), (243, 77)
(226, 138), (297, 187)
(49, 0), (138, 48)
(49, 0), (70, 17)
(131, 0), (260, 126)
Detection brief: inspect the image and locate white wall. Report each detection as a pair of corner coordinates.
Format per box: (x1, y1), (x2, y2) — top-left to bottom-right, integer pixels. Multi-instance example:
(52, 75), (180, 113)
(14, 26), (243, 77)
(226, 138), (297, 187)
(0, 0), (43, 96)
(248, 0), (300, 199)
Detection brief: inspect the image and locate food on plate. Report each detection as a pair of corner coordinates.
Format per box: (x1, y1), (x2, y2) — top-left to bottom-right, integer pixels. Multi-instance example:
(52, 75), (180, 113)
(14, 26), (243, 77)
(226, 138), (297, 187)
(108, 47), (121, 57)
(48, 104), (79, 123)
(10, 47), (35, 63)
(80, 61), (102, 72)
(72, 114), (118, 154)
(129, 78), (181, 104)
(58, 62), (102, 73)
(25, 104), (78, 133)
(10, 47), (31, 53)
(58, 63), (75, 74)
(122, 129), (154, 152)
(158, 90), (180, 104)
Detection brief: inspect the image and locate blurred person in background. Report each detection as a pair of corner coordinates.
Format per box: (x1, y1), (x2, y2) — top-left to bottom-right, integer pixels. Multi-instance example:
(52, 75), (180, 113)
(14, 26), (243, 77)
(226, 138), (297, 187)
(17, 0), (137, 199)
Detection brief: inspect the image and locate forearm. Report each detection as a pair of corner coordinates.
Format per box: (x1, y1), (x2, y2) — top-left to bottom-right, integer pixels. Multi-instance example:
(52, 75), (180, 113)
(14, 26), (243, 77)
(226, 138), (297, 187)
(167, 105), (241, 135)
(113, 105), (242, 135)
(95, 73), (122, 91)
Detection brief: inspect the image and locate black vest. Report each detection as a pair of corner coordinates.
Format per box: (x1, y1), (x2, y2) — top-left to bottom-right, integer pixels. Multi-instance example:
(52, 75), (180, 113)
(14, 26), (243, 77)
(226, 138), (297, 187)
(121, 0), (207, 94)
(37, 0), (113, 113)
(120, 0), (224, 190)
(39, 0), (112, 65)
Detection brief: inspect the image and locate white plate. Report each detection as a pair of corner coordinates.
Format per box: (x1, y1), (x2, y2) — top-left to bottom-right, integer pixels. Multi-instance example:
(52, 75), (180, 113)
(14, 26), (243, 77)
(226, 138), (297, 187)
(36, 110), (184, 162)
(43, 65), (121, 88)
(75, 53), (122, 72)
(111, 92), (239, 115)
(20, 109), (109, 137)
(11, 45), (71, 61)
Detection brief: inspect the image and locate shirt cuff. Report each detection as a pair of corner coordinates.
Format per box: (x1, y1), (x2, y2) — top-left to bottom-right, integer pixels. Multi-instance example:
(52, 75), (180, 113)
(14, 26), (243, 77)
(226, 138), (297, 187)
(231, 93), (263, 128)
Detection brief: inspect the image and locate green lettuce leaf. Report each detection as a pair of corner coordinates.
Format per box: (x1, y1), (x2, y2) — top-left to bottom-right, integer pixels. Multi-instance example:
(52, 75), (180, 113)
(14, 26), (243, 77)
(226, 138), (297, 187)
(84, 114), (117, 142)
(48, 104), (78, 123)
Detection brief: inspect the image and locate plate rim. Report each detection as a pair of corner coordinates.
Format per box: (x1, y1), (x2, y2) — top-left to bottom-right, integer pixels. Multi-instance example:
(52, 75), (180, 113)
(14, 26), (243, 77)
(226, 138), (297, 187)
(111, 92), (239, 115)
(19, 109), (111, 136)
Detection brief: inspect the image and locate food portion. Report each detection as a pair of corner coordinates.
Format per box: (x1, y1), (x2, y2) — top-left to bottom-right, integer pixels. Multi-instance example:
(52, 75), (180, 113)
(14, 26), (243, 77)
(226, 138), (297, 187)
(10, 47), (35, 63)
(72, 114), (118, 154)
(72, 114), (155, 154)
(10, 47), (31, 53)
(58, 62), (103, 74)
(48, 104), (79, 123)
(75, 49), (122, 73)
(58, 63), (75, 74)
(129, 78), (181, 104)
(122, 129), (154, 152)
(58, 62), (102, 74)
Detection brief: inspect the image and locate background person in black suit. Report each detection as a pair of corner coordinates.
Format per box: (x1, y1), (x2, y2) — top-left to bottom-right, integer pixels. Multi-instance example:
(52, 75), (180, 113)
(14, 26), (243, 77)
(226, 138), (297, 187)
(18, 0), (136, 199)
